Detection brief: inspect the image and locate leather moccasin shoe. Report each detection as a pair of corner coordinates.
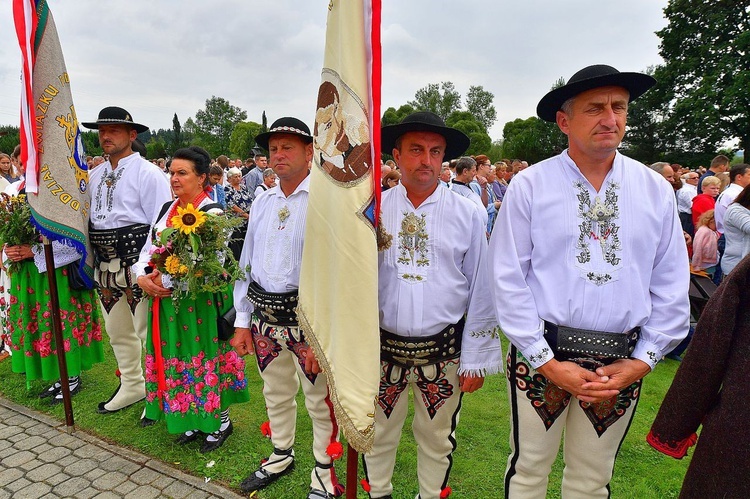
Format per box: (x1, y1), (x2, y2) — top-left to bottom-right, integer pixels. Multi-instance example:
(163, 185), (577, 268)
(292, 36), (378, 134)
(239, 460), (296, 492)
(200, 421), (233, 453)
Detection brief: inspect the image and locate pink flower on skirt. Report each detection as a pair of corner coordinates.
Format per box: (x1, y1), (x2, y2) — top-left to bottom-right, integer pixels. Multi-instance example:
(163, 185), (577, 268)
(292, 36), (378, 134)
(204, 372), (219, 387)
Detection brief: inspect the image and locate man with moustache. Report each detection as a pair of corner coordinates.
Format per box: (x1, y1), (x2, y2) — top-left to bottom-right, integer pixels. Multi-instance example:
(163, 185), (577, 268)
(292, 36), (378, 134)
(490, 66), (689, 498)
(83, 107), (172, 419)
(232, 117), (343, 499)
(362, 111), (502, 499)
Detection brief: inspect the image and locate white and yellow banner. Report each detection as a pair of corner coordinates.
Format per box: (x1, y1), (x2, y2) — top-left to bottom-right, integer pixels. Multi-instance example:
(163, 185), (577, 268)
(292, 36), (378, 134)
(298, 0), (381, 453)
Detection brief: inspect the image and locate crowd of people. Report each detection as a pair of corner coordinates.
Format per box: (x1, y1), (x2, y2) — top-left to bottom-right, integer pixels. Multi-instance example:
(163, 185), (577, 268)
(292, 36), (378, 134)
(1, 63), (749, 498)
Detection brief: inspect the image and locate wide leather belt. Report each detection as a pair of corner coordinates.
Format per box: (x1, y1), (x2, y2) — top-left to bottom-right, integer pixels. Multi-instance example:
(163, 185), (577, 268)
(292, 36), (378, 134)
(380, 318), (464, 368)
(89, 223), (150, 268)
(247, 281), (298, 326)
(544, 321), (639, 368)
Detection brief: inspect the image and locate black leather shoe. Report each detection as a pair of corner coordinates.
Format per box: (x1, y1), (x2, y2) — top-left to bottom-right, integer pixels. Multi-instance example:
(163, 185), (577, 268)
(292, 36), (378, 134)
(175, 430), (204, 445)
(239, 460), (295, 492)
(199, 421), (233, 453)
(139, 416), (157, 427)
(49, 381), (82, 405)
(39, 381), (62, 399)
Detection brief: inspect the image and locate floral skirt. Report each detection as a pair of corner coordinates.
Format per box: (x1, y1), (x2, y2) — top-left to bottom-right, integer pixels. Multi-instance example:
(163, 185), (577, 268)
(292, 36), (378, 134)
(7, 260), (104, 381)
(144, 285), (249, 434)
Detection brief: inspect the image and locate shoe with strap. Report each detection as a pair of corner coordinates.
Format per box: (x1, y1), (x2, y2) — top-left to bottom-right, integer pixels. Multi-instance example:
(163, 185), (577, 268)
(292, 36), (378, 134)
(239, 447), (295, 493)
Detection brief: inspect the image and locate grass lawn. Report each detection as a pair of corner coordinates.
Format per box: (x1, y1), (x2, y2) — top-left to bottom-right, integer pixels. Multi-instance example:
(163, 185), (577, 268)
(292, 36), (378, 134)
(0, 335), (691, 498)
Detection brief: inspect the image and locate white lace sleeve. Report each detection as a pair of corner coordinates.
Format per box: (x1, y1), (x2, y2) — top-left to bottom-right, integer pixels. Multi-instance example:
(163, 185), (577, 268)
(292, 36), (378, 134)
(32, 240), (81, 273)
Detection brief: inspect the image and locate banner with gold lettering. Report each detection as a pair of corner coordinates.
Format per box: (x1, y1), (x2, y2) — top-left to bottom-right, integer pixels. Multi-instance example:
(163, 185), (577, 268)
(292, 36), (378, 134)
(14, 0), (93, 286)
(297, 0), (381, 453)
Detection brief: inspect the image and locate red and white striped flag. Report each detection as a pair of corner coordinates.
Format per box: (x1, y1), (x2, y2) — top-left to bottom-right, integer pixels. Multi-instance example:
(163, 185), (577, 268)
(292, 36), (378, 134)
(298, 0), (382, 453)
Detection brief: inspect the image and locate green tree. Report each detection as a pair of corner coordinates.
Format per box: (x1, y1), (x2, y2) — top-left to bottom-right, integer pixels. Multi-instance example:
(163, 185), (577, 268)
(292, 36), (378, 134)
(0, 126), (20, 155)
(80, 130), (102, 157)
(408, 82), (461, 121)
(465, 85), (497, 131)
(655, 0), (750, 152)
(192, 96), (247, 157)
(501, 117), (567, 163)
(446, 111), (491, 156)
(145, 139), (167, 160)
(230, 121), (263, 157)
(381, 104), (416, 127)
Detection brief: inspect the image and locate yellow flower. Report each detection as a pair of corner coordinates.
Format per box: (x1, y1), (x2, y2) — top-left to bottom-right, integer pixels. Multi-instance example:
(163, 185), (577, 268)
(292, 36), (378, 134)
(178, 264), (188, 274)
(165, 255), (183, 275)
(171, 203), (206, 234)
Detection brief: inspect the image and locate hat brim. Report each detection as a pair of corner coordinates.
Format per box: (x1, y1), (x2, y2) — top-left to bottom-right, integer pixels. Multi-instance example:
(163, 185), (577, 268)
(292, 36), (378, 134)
(381, 122), (470, 161)
(255, 130), (313, 151)
(536, 72), (656, 122)
(81, 120), (149, 134)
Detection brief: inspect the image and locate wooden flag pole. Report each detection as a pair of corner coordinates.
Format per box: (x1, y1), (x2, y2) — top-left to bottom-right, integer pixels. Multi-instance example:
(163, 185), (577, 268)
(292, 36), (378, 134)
(346, 443), (358, 499)
(42, 236), (74, 430)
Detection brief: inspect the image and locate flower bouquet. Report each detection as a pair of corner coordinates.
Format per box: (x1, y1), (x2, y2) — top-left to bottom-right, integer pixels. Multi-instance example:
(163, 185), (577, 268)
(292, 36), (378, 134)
(149, 203), (243, 306)
(0, 193), (39, 273)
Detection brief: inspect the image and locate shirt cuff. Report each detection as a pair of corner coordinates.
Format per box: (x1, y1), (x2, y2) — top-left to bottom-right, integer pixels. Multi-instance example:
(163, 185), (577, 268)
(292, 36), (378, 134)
(521, 337), (555, 369)
(631, 339), (660, 370)
(234, 310), (253, 329)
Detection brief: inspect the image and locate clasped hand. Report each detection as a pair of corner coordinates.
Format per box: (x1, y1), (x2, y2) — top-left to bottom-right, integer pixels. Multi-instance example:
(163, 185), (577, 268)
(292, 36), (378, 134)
(537, 358), (650, 403)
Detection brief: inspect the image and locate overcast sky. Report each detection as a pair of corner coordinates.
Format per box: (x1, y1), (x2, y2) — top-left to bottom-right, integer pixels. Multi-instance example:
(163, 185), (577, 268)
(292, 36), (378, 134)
(0, 1), (669, 142)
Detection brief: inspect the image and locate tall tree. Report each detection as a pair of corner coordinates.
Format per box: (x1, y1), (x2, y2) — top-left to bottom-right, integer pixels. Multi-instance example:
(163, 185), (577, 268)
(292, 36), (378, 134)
(465, 85), (497, 131)
(446, 111), (491, 156)
(655, 1), (750, 152)
(229, 121), (263, 158)
(501, 117), (567, 164)
(381, 104), (416, 127)
(192, 96), (247, 157)
(408, 82), (461, 121)
(0, 126), (20, 155)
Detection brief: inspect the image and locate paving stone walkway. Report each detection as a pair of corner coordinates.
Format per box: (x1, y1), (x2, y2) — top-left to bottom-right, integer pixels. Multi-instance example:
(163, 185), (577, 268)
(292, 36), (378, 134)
(0, 396), (246, 499)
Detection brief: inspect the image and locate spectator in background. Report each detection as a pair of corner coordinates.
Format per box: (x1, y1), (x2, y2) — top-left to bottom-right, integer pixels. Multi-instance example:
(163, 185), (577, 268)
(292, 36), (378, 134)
(254, 168), (277, 198)
(721, 184), (750, 277)
(381, 169), (401, 191)
(243, 153), (269, 202)
(691, 210), (719, 278)
(697, 154), (730, 194)
(224, 167), (251, 261)
(439, 164), (452, 188)
(0, 153), (19, 185)
(692, 176), (721, 228)
(677, 171), (700, 236)
(208, 165), (226, 208)
(715, 164), (750, 234)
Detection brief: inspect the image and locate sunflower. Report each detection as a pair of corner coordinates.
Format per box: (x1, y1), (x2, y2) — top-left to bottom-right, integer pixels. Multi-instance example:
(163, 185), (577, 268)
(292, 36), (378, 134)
(171, 203), (206, 234)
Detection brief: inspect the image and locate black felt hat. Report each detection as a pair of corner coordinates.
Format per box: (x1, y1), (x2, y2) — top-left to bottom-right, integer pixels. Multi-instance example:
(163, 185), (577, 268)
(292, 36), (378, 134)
(255, 117), (313, 151)
(381, 111), (470, 161)
(81, 106), (149, 133)
(536, 65), (656, 122)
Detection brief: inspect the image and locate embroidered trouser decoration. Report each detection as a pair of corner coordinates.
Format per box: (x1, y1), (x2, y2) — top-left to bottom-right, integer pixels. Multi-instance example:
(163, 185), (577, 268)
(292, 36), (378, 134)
(504, 346), (642, 499)
(365, 359), (462, 499)
(95, 266), (144, 315)
(250, 315), (341, 495)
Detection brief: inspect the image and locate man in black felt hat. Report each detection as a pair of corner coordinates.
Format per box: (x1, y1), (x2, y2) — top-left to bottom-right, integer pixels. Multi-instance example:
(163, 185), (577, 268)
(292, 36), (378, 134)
(231, 117), (344, 499)
(83, 106), (172, 419)
(361, 111), (502, 499)
(489, 65), (690, 497)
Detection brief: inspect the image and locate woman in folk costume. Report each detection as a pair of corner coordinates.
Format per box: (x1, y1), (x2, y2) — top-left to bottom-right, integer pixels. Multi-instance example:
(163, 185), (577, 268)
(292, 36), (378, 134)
(2, 160), (103, 404)
(647, 252), (750, 497)
(132, 146), (248, 453)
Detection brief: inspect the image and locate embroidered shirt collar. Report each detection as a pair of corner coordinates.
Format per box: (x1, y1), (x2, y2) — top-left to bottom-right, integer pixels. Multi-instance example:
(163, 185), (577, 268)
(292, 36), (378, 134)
(268, 174), (310, 200)
(392, 182), (442, 209)
(561, 149), (624, 190)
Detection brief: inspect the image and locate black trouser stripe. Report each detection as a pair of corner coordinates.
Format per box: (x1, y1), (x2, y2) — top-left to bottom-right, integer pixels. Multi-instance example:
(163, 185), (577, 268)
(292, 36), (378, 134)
(504, 345), (520, 499)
